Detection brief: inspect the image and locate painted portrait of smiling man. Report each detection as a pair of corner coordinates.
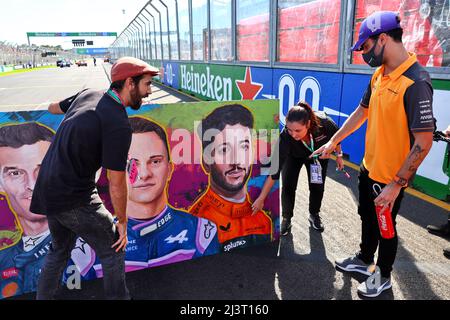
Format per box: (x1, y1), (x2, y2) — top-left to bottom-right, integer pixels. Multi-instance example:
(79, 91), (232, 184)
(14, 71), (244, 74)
(189, 104), (272, 252)
(0, 122), (53, 298)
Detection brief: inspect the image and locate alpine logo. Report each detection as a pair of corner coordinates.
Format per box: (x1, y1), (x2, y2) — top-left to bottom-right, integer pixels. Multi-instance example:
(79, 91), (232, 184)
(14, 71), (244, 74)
(165, 229), (189, 244)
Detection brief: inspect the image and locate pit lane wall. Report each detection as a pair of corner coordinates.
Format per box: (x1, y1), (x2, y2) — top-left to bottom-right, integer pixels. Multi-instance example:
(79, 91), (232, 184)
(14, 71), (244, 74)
(152, 62), (450, 202)
(0, 99), (280, 299)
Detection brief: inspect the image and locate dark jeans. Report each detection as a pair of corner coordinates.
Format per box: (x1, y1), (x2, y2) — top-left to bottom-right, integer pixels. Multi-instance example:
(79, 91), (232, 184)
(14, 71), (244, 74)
(281, 156), (329, 220)
(357, 165), (405, 278)
(37, 203), (130, 300)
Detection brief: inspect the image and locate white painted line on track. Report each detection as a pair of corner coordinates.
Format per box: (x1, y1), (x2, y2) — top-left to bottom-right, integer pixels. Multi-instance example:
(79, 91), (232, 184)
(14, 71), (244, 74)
(0, 85), (80, 90)
(0, 102), (50, 112)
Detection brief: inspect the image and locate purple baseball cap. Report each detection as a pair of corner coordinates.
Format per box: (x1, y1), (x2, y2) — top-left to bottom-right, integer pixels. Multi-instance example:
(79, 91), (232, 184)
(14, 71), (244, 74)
(351, 11), (401, 51)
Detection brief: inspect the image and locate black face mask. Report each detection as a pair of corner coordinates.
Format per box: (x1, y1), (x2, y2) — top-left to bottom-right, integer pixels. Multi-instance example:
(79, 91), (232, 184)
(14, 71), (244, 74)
(362, 38), (385, 67)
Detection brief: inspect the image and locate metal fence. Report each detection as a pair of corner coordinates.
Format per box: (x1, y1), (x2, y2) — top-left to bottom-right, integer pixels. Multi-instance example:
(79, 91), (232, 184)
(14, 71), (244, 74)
(0, 41), (72, 68)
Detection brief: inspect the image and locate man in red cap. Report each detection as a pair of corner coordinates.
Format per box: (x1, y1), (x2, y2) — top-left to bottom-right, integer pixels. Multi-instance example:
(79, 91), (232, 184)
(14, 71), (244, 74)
(31, 57), (158, 299)
(313, 11), (434, 297)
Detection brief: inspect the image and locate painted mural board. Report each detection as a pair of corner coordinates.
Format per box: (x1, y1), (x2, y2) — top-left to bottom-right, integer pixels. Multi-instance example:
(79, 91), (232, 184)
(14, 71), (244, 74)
(0, 99), (280, 298)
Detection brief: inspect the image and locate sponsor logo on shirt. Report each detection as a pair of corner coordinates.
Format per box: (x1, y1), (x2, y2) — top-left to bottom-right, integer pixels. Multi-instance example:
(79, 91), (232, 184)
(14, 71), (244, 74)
(1, 267), (19, 280)
(34, 243), (51, 259)
(420, 114), (433, 121)
(223, 240), (246, 252)
(245, 225), (266, 233)
(418, 100), (433, 123)
(387, 88), (398, 95)
(24, 236), (42, 249)
(219, 222), (231, 232)
(165, 229), (189, 244)
(125, 239), (138, 252)
(1, 281), (19, 298)
(315, 134), (327, 142)
(157, 212), (172, 228)
(203, 221), (215, 239)
(74, 238), (88, 254)
(140, 212), (173, 236)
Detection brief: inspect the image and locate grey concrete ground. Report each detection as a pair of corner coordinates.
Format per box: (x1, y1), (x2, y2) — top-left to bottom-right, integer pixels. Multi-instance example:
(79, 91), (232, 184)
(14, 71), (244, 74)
(2, 64), (449, 300)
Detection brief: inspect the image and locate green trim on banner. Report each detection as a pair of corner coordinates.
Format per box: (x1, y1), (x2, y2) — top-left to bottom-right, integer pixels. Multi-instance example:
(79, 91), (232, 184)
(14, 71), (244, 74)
(27, 32), (117, 37)
(177, 63), (246, 101)
(432, 79), (450, 91)
(138, 99), (278, 133)
(412, 175), (449, 201)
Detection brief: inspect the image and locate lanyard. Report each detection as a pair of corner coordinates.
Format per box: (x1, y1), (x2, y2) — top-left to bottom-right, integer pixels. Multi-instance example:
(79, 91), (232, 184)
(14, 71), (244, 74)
(302, 134), (316, 155)
(302, 134), (320, 164)
(107, 89), (125, 106)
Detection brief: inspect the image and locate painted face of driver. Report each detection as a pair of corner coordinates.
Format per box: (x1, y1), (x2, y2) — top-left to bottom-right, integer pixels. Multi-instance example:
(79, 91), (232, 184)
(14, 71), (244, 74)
(0, 141), (50, 222)
(207, 124), (253, 193)
(127, 132), (171, 204)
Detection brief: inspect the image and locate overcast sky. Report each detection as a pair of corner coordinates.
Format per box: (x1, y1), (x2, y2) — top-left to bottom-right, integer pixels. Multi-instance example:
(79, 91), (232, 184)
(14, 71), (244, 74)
(0, 0), (149, 48)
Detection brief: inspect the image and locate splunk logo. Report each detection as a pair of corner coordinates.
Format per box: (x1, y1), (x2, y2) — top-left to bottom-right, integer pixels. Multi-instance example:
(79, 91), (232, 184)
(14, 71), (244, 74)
(223, 239), (247, 252)
(180, 65), (232, 101)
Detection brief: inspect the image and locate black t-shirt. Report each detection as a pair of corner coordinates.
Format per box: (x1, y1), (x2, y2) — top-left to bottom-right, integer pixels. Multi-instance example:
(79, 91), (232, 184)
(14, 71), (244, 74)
(270, 112), (339, 180)
(30, 89), (132, 215)
(58, 89), (87, 112)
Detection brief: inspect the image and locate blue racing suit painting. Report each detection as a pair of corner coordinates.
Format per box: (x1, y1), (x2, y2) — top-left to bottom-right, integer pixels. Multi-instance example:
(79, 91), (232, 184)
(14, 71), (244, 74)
(0, 232), (51, 298)
(69, 206), (219, 279)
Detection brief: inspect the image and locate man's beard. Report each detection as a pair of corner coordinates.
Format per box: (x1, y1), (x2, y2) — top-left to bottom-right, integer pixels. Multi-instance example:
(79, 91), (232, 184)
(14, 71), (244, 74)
(129, 87), (142, 110)
(210, 164), (250, 193)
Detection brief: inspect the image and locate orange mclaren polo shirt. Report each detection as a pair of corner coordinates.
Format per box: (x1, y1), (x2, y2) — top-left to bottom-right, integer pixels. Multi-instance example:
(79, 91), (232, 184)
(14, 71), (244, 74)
(360, 53), (435, 184)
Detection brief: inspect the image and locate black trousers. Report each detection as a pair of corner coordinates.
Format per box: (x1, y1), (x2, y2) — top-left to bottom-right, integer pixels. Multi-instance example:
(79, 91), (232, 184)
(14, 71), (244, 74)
(281, 156), (329, 220)
(358, 165), (405, 278)
(37, 203), (130, 300)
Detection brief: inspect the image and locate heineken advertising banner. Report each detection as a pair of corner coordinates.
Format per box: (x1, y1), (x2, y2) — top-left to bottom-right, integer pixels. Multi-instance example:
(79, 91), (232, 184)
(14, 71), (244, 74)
(0, 99), (280, 298)
(158, 62), (450, 201)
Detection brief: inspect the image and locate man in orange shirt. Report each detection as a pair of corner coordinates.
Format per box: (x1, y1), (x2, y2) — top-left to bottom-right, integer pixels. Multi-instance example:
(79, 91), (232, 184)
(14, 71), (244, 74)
(314, 11), (434, 297)
(189, 104), (272, 252)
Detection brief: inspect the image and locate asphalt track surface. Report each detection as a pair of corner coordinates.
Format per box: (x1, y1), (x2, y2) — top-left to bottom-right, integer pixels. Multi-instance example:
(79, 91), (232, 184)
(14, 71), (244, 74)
(1, 63), (449, 301)
(0, 62), (192, 112)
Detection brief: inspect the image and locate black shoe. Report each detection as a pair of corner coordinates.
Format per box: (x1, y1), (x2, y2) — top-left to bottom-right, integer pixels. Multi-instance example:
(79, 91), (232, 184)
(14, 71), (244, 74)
(308, 214), (324, 232)
(426, 223), (450, 238)
(281, 218), (292, 236)
(444, 248), (450, 259)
